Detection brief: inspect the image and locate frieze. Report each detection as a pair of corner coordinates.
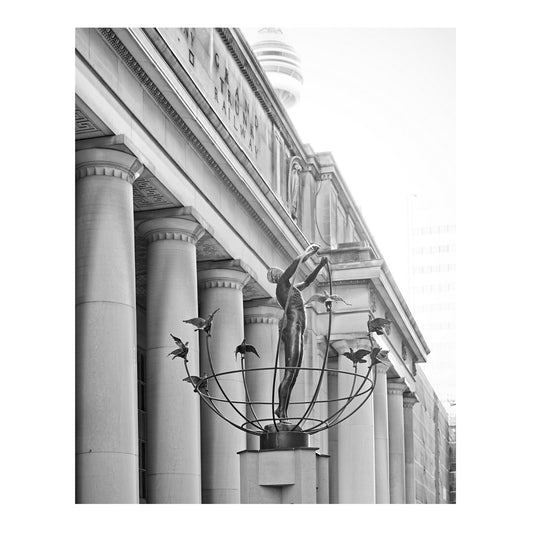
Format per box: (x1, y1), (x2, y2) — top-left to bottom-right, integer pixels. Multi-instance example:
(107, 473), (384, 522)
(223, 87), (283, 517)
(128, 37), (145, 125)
(198, 279), (245, 291)
(97, 28), (291, 261)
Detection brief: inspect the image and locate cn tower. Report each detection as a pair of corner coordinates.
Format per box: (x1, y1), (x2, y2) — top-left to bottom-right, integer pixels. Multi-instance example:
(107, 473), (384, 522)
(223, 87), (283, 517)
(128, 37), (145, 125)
(250, 28), (303, 109)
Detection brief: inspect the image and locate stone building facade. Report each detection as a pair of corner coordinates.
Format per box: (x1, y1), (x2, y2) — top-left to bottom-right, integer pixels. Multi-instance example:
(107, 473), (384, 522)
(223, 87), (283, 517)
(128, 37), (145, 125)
(75, 27), (451, 504)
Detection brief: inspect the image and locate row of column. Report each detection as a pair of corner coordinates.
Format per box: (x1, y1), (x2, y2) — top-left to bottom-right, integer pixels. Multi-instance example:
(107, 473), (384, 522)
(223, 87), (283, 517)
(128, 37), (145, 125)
(76, 147), (419, 504)
(328, 344), (419, 504)
(76, 147), (286, 503)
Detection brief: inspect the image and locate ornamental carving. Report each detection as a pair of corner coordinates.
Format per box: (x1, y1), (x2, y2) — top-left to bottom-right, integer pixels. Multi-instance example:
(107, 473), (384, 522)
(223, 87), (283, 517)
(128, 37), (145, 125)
(288, 156), (304, 221)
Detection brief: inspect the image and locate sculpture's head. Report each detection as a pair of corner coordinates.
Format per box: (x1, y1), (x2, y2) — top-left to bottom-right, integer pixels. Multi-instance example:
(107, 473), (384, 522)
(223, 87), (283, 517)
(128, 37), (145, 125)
(267, 267), (283, 284)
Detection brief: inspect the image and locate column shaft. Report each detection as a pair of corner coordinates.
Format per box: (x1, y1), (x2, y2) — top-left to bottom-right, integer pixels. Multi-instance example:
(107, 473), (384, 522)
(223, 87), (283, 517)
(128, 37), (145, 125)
(388, 379), (407, 504)
(403, 394), (418, 504)
(139, 217), (205, 503)
(198, 267), (249, 503)
(76, 148), (143, 503)
(373, 361), (391, 503)
(337, 354), (376, 503)
(243, 300), (283, 450)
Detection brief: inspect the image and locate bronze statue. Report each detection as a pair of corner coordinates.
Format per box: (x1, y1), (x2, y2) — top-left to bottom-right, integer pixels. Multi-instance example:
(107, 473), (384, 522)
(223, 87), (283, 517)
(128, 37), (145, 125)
(268, 244), (328, 420)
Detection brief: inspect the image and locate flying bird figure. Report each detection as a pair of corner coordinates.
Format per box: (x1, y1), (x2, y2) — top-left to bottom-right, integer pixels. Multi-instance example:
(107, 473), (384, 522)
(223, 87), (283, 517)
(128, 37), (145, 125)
(305, 290), (351, 311)
(167, 334), (189, 362)
(343, 347), (370, 366)
(183, 374), (209, 394)
(367, 317), (392, 336)
(369, 346), (387, 368)
(183, 308), (220, 336)
(234, 338), (260, 360)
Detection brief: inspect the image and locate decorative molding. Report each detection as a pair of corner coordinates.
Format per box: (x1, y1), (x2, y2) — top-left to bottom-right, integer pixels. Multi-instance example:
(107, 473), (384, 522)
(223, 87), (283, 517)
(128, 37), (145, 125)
(133, 176), (176, 210)
(97, 28), (291, 261)
(402, 341), (408, 361)
(317, 173), (332, 181)
(75, 162), (142, 184)
(143, 231), (197, 245)
(387, 380), (407, 395)
(244, 315), (278, 325)
(403, 393), (419, 409)
(318, 279), (368, 287)
(198, 279), (245, 291)
(75, 109), (102, 136)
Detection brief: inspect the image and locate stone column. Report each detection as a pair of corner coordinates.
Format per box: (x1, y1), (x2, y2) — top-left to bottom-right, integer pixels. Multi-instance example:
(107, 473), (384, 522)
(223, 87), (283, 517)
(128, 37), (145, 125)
(403, 392), (419, 504)
(332, 339), (376, 503)
(243, 299), (283, 450)
(387, 378), (407, 504)
(197, 263), (250, 504)
(76, 147), (143, 503)
(373, 356), (392, 504)
(137, 216), (205, 503)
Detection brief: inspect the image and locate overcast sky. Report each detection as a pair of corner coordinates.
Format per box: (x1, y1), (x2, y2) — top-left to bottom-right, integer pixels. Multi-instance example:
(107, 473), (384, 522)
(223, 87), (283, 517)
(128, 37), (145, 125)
(243, 28), (456, 401)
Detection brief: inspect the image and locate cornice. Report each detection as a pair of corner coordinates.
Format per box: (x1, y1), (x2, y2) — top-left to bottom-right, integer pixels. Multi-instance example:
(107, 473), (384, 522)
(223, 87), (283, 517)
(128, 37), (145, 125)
(97, 27), (292, 262)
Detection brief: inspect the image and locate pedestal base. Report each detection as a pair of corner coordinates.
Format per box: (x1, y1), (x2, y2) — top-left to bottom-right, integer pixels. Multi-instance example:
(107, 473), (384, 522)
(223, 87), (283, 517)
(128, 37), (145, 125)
(239, 448), (329, 504)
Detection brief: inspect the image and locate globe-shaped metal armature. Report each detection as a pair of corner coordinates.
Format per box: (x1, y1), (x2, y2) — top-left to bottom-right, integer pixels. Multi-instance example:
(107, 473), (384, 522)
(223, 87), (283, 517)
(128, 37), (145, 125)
(171, 244), (391, 450)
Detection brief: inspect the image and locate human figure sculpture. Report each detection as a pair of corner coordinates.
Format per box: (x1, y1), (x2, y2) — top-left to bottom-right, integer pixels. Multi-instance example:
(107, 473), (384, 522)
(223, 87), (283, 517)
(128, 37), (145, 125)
(288, 159), (303, 220)
(267, 243), (328, 420)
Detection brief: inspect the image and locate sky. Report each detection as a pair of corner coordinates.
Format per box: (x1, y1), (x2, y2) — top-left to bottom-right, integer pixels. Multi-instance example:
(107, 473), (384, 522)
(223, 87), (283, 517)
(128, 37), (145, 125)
(243, 28), (456, 402)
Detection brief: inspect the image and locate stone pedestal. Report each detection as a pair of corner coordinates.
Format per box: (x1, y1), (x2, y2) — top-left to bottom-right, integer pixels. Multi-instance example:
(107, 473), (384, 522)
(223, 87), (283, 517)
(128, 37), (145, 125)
(388, 378), (407, 504)
(137, 215), (205, 503)
(76, 147), (143, 503)
(198, 263), (250, 504)
(239, 448), (327, 504)
(373, 357), (391, 503)
(403, 392), (419, 504)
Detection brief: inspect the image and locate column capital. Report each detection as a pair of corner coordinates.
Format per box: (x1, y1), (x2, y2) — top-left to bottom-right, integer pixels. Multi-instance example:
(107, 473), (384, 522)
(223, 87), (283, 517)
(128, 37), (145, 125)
(76, 147), (144, 184)
(387, 378), (407, 396)
(137, 217), (206, 245)
(244, 298), (283, 325)
(197, 260), (251, 292)
(403, 392), (419, 409)
(375, 354), (392, 374)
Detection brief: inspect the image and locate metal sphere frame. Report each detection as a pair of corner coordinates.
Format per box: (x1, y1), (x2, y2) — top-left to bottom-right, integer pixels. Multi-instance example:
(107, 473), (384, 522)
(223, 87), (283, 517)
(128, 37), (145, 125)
(175, 249), (386, 449)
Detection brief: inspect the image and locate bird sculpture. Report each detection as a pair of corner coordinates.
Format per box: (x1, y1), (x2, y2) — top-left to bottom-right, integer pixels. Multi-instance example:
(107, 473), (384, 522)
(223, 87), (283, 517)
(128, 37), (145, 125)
(369, 345), (386, 368)
(234, 338), (260, 360)
(167, 334), (189, 362)
(183, 374), (209, 394)
(367, 317), (392, 335)
(305, 290), (351, 311)
(183, 308), (220, 336)
(343, 347), (370, 366)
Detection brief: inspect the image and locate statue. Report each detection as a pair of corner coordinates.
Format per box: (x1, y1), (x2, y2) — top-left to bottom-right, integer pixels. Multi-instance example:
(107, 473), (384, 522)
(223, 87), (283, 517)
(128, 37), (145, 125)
(267, 244), (328, 419)
(288, 158), (303, 220)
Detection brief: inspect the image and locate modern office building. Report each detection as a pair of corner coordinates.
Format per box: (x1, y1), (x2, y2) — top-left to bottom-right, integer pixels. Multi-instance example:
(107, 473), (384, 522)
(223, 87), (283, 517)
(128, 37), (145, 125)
(75, 27), (452, 504)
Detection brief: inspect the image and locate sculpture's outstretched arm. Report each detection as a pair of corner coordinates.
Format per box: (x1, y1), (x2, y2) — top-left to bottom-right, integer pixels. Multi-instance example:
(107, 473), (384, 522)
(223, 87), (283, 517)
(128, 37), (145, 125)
(296, 257), (327, 290)
(279, 244), (320, 285)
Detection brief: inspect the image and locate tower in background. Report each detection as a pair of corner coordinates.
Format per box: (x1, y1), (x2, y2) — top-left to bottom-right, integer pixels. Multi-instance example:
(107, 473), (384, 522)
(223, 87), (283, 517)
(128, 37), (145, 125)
(249, 28), (303, 109)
